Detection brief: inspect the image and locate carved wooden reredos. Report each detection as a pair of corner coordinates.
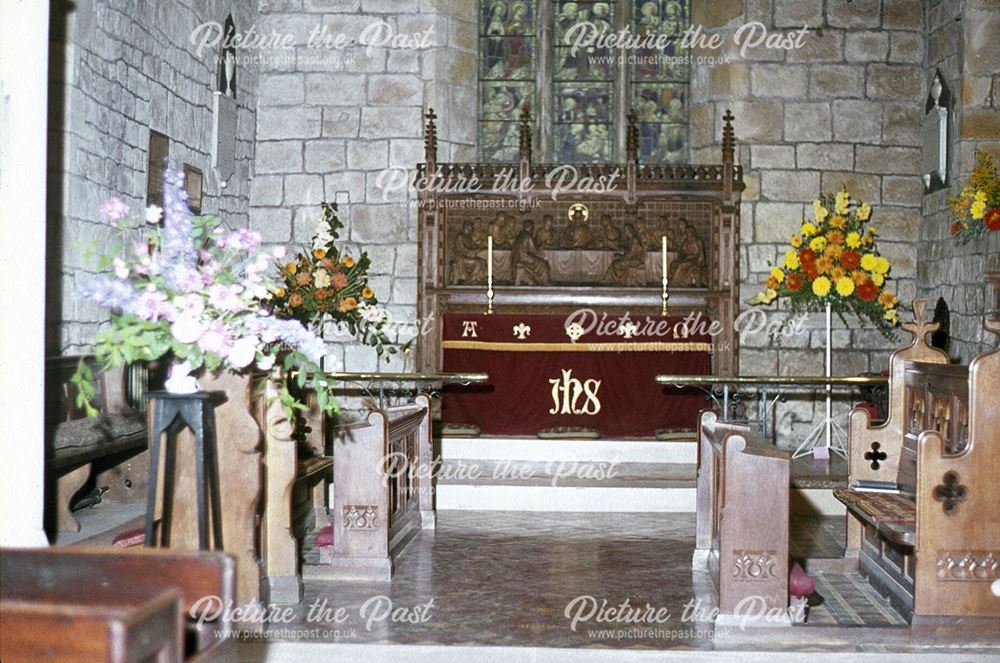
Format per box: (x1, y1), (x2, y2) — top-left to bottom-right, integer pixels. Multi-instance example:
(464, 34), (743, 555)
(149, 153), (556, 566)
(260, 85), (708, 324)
(415, 108), (745, 376)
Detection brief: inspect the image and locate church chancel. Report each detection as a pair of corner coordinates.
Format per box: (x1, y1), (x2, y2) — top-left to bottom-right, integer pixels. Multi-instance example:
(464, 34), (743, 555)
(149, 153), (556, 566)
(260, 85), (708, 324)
(417, 109), (744, 438)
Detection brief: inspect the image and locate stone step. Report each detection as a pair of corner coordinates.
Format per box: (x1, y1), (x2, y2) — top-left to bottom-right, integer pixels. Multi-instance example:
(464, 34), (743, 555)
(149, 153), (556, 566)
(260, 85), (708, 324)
(438, 436), (697, 465)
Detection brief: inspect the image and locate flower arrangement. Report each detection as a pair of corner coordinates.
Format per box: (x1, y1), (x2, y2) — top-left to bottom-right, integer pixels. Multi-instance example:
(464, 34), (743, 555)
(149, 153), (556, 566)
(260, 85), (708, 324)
(948, 151), (1000, 244)
(73, 163), (337, 418)
(270, 202), (394, 359)
(749, 186), (900, 335)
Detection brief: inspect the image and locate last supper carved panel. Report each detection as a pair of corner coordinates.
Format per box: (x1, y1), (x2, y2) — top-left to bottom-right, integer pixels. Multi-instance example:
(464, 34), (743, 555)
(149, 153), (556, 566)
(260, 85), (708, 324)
(444, 198), (716, 289)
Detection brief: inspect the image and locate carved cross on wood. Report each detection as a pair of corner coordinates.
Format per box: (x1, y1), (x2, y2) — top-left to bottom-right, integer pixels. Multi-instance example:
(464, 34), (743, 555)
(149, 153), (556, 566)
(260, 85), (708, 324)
(933, 471), (967, 515)
(864, 442), (888, 470)
(901, 298), (939, 344)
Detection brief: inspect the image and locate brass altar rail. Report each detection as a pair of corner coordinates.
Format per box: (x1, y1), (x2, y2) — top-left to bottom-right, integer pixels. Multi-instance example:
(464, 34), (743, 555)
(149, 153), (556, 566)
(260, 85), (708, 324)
(328, 371), (488, 384)
(656, 375), (888, 386)
(656, 375), (888, 438)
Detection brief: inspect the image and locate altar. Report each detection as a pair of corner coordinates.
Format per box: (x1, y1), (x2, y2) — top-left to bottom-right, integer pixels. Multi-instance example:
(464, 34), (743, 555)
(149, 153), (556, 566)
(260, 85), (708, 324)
(441, 313), (711, 438)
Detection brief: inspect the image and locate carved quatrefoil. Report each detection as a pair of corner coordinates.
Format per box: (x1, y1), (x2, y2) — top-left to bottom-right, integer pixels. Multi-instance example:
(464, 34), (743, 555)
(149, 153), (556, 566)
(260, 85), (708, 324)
(933, 472), (967, 515)
(864, 442), (888, 470)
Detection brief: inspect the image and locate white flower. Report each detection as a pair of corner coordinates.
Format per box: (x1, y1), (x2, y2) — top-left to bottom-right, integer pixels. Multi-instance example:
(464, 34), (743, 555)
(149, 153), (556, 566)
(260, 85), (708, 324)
(314, 269), (331, 288)
(227, 336), (258, 368)
(256, 353), (276, 371)
(171, 314), (204, 344)
(198, 326), (229, 354)
(272, 246), (286, 259)
(145, 205), (163, 224)
(113, 257), (129, 280)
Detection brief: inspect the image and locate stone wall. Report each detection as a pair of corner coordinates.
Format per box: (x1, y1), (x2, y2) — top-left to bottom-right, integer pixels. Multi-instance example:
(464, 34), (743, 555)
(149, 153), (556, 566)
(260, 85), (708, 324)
(250, 0), (477, 374)
(47, 0), (260, 353)
(688, 0), (928, 443)
(917, 0), (1000, 363)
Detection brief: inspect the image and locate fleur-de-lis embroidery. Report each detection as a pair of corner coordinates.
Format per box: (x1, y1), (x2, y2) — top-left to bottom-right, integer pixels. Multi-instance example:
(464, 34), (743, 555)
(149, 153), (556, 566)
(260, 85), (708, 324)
(864, 442), (888, 470)
(565, 322), (585, 343)
(512, 323), (531, 340)
(933, 472), (967, 515)
(618, 321), (640, 339)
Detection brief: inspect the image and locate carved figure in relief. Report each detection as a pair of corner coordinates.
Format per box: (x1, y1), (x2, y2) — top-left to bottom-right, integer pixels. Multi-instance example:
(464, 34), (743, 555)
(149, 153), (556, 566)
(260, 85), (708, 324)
(605, 222), (646, 286)
(510, 219), (550, 285)
(566, 211), (592, 249)
(669, 221), (707, 287)
(598, 215), (621, 250)
(537, 214), (558, 248)
(449, 221), (488, 285)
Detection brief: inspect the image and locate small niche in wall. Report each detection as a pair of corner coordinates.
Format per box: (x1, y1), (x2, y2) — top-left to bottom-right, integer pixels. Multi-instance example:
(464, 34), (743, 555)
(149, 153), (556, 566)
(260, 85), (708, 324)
(212, 13), (238, 188)
(184, 164), (204, 215)
(922, 71), (950, 194)
(146, 130), (169, 206)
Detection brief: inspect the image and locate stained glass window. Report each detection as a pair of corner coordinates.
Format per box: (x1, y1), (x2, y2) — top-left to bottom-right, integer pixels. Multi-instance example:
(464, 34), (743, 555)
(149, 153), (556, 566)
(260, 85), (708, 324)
(478, 0), (689, 163)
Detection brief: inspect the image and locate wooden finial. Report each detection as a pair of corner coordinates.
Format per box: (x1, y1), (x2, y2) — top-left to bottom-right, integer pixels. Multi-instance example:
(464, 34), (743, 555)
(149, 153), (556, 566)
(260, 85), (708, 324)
(424, 108), (438, 168)
(626, 109), (639, 164)
(901, 299), (940, 341)
(722, 109), (735, 155)
(985, 318), (1000, 338)
(518, 106), (532, 163)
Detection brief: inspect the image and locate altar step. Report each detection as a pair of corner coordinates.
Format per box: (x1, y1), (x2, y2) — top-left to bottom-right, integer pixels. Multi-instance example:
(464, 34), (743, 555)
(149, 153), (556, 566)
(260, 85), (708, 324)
(435, 436), (698, 513)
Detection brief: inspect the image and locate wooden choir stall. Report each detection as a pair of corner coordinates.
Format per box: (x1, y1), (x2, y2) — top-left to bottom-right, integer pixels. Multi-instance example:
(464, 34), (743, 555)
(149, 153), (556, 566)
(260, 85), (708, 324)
(415, 109), (745, 438)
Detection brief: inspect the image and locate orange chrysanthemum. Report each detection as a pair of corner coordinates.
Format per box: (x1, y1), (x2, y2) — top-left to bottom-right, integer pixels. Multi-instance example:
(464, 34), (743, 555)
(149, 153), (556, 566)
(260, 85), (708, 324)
(830, 266), (847, 282)
(816, 256), (834, 275)
(840, 251), (861, 270)
(878, 291), (898, 308)
(827, 230), (844, 246)
(342, 255), (356, 268)
(338, 297), (358, 312)
(851, 269), (868, 285)
(296, 272), (312, 286)
(786, 273), (804, 291)
(824, 244), (844, 260)
(829, 216), (846, 229)
(857, 279), (878, 302)
(332, 272), (348, 289)
(362, 285), (375, 299)
(289, 293), (303, 308)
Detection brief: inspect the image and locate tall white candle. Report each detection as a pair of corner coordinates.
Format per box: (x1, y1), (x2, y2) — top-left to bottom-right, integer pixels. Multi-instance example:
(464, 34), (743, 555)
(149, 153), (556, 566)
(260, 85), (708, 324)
(488, 235), (493, 280)
(661, 235), (667, 278)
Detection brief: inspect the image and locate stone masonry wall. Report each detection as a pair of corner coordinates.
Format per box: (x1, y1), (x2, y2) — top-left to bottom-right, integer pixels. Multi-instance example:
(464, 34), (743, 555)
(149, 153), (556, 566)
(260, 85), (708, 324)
(917, 0), (1000, 362)
(47, 0), (260, 353)
(688, 0), (928, 444)
(250, 0), (477, 376)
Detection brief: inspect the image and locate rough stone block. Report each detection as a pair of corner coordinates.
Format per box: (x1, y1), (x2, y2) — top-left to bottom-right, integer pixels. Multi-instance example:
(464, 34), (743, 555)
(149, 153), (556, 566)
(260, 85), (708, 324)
(360, 106), (424, 139)
(346, 140), (389, 170)
(785, 102), (832, 142)
(368, 74), (423, 106)
(322, 108), (361, 137)
(866, 64), (923, 100)
(304, 139), (347, 173)
(889, 31), (924, 63)
(873, 206), (921, 238)
(256, 140), (304, 173)
(389, 138), (426, 167)
(964, 8), (1000, 76)
(960, 109), (1000, 140)
(755, 202), (806, 243)
(718, 101), (783, 143)
(827, 0), (881, 28)
(856, 146), (922, 175)
(283, 174), (326, 206)
(350, 204), (409, 243)
(709, 63), (749, 97)
(692, 0), (743, 28)
(305, 73), (366, 106)
(250, 175), (284, 207)
(689, 103), (715, 147)
(740, 349), (778, 374)
(751, 144), (796, 170)
(366, 170), (410, 203)
(258, 107), (322, 140)
(820, 171), (881, 203)
(750, 64), (808, 98)
(808, 65), (866, 99)
(774, 0), (823, 27)
(762, 170), (821, 202)
(323, 171), (366, 201)
(883, 0), (924, 30)
(831, 100), (882, 143)
(881, 177), (923, 207)
(387, 49), (422, 74)
(303, 0), (359, 11)
(845, 31), (889, 62)
(251, 207), (293, 243)
(796, 143), (854, 171)
(747, 244), (778, 273)
(882, 103), (922, 147)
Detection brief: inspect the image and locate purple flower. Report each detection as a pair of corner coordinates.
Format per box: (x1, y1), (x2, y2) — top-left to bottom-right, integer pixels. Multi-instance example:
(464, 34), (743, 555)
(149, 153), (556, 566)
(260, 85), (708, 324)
(160, 162), (197, 287)
(100, 197), (128, 222)
(80, 277), (134, 311)
(207, 284), (244, 311)
(198, 322), (231, 355)
(229, 228), (262, 253)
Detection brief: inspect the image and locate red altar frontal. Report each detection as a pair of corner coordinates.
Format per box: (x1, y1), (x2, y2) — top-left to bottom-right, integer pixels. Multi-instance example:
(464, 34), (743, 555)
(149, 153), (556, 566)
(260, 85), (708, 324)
(441, 313), (712, 438)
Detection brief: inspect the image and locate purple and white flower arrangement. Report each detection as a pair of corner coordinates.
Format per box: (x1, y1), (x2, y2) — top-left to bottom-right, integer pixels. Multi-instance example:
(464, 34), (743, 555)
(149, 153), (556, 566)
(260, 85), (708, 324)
(73, 162), (338, 417)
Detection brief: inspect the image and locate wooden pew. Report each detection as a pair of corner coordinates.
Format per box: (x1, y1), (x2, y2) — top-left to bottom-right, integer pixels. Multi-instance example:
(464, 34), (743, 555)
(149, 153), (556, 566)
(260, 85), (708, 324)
(834, 315), (1000, 621)
(0, 546), (236, 662)
(305, 393), (434, 581)
(46, 356), (149, 533)
(695, 410), (791, 627)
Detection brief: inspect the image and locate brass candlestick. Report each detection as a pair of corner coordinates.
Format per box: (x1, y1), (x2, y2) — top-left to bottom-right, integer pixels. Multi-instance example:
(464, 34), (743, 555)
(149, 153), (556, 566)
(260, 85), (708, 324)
(661, 275), (669, 316)
(486, 275), (494, 315)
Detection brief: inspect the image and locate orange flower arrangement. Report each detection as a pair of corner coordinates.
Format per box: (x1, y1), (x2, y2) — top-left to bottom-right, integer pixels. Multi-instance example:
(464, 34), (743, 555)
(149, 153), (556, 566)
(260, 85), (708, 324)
(949, 152), (1000, 243)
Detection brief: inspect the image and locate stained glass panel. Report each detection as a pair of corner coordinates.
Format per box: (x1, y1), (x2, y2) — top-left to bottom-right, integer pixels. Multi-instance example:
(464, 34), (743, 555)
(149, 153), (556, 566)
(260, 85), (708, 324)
(480, 0), (537, 162)
(554, 82), (613, 162)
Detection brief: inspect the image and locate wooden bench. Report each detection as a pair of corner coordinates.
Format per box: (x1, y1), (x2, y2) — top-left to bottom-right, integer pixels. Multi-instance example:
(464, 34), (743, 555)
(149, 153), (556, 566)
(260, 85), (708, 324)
(305, 393), (434, 581)
(695, 410), (791, 627)
(1, 546), (236, 662)
(834, 310), (1000, 621)
(46, 356), (149, 533)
